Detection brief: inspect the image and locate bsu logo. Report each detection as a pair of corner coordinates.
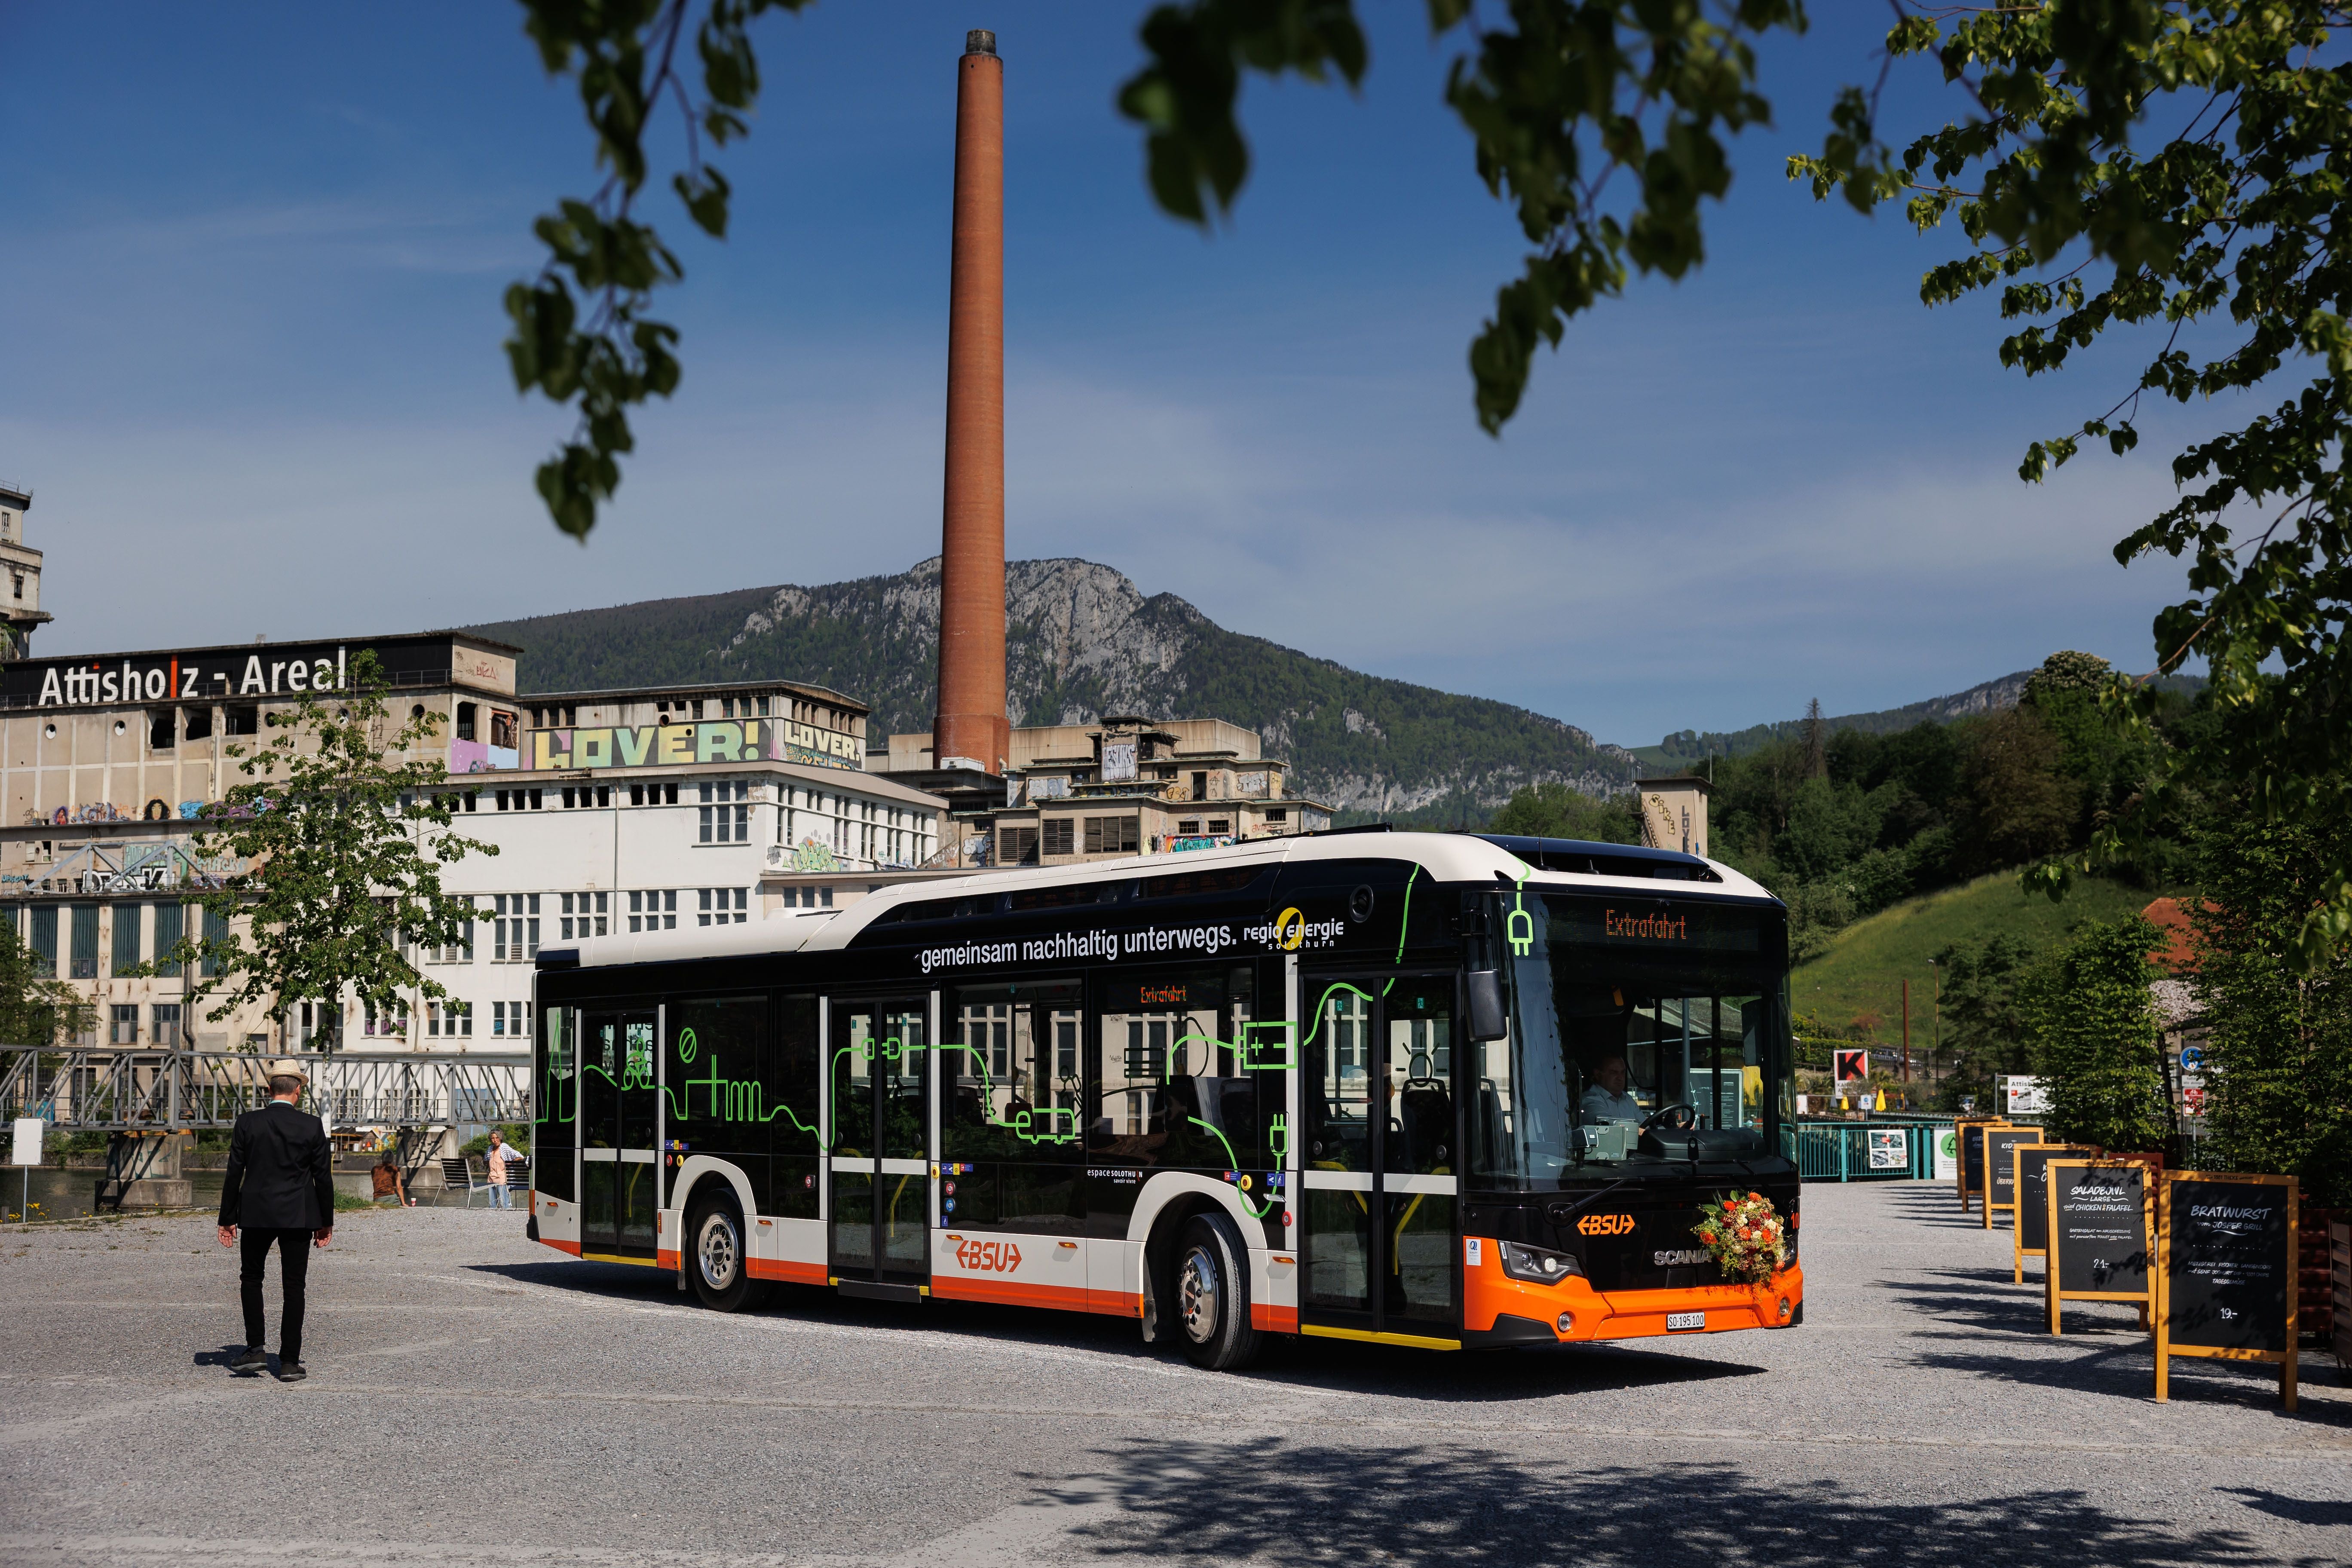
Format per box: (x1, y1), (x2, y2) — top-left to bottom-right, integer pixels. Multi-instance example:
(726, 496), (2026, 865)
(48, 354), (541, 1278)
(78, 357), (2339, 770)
(954, 1237), (1023, 1273)
(1577, 1213), (1636, 1237)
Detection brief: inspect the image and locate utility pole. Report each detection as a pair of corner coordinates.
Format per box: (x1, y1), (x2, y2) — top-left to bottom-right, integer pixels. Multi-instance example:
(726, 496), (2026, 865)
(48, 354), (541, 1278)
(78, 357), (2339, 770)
(1901, 978), (1911, 1087)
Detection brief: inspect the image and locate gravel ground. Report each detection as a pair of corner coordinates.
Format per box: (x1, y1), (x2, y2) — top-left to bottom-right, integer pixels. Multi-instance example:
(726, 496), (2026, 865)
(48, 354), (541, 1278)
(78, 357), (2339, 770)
(0, 1182), (2346, 1567)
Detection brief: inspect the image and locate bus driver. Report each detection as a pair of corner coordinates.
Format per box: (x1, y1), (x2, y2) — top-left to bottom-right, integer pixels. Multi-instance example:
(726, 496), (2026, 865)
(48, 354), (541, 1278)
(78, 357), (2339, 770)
(1580, 1055), (1645, 1123)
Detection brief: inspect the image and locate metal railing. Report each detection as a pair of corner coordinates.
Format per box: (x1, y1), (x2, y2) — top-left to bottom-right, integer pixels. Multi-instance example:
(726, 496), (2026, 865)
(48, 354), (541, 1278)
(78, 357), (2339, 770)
(1789, 1116), (1954, 1182)
(0, 1046), (530, 1131)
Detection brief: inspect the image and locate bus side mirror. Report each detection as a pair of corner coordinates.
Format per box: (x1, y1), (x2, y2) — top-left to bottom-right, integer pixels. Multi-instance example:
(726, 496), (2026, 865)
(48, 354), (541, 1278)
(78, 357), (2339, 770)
(1466, 970), (1507, 1041)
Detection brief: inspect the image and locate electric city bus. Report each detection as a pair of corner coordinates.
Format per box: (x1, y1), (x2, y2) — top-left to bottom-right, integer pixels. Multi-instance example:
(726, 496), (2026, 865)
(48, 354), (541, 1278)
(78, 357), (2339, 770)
(526, 830), (1803, 1369)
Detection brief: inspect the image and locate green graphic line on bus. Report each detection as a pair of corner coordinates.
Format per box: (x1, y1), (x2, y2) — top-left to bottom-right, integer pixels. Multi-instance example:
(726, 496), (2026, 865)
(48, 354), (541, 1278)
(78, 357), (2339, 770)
(1187, 1115), (1275, 1219)
(937, 1041), (1081, 1146)
(661, 1031), (822, 1146)
(1392, 866), (1421, 965)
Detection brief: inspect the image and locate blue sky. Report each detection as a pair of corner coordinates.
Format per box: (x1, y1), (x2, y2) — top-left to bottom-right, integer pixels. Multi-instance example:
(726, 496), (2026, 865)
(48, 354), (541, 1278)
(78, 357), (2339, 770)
(0, 3), (2227, 747)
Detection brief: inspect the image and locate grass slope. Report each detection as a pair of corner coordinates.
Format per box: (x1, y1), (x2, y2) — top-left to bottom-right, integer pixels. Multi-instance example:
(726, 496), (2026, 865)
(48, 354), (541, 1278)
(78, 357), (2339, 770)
(1792, 873), (2167, 1037)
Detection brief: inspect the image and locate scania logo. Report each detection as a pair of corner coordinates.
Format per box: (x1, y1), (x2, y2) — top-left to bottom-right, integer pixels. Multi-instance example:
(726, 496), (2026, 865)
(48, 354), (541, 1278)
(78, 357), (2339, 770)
(954, 1237), (1022, 1273)
(1577, 1213), (1636, 1236)
(1653, 1248), (1708, 1267)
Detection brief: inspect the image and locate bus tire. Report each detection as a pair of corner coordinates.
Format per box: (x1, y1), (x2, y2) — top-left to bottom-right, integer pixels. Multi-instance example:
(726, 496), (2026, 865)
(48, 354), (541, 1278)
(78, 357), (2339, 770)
(687, 1193), (762, 1313)
(1173, 1213), (1260, 1371)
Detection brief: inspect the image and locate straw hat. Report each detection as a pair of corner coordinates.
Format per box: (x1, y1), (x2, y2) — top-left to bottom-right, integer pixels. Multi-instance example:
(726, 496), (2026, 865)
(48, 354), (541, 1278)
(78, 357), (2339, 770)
(264, 1057), (310, 1085)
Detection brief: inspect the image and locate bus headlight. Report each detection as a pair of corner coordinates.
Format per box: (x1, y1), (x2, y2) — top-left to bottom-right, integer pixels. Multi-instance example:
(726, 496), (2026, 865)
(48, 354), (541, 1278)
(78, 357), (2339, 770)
(1499, 1240), (1583, 1284)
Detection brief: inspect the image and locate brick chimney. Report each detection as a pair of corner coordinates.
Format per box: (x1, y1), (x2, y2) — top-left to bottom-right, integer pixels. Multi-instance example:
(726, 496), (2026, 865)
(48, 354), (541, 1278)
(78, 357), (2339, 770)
(932, 28), (1011, 775)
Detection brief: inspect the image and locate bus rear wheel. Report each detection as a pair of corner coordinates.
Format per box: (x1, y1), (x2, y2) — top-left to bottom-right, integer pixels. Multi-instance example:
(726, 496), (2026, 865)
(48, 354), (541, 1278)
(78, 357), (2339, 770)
(1174, 1213), (1261, 1371)
(688, 1196), (762, 1313)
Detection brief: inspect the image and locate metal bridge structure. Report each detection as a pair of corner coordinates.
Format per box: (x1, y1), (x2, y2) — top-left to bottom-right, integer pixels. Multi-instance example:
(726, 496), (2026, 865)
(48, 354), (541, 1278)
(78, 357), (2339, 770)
(0, 1047), (531, 1133)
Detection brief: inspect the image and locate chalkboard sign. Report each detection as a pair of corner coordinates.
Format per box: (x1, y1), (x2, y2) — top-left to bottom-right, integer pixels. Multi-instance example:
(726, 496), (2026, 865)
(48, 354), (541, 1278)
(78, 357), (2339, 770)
(1957, 1119), (2009, 1213)
(2013, 1143), (2099, 1282)
(2156, 1170), (2298, 1409)
(2046, 1160), (2151, 1334)
(1982, 1126), (2046, 1228)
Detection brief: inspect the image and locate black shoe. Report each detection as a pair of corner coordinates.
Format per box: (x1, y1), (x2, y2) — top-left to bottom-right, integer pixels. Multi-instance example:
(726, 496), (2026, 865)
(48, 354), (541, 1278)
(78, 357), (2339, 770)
(230, 1348), (268, 1373)
(274, 1361), (307, 1383)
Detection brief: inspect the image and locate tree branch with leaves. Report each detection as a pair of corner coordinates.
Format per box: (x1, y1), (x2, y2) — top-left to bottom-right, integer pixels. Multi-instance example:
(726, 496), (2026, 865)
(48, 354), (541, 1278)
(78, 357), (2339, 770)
(1789, 1), (2352, 968)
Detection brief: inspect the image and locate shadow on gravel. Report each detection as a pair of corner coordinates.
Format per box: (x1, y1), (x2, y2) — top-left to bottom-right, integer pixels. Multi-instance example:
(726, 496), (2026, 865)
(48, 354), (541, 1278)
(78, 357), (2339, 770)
(1069, 1441), (2291, 1568)
(1878, 1187), (2000, 1232)
(462, 1261), (1765, 1402)
(1887, 1269), (2055, 1332)
(2219, 1488), (2352, 1527)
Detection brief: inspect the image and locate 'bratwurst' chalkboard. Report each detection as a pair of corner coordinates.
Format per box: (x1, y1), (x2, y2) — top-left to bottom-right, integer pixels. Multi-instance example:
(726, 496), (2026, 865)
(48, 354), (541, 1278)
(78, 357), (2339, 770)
(2166, 1178), (2292, 1353)
(2052, 1164), (2149, 1300)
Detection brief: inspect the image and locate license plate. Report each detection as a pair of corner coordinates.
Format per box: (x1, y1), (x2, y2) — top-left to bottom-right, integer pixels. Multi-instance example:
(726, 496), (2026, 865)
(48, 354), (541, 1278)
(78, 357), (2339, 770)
(1666, 1311), (1705, 1331)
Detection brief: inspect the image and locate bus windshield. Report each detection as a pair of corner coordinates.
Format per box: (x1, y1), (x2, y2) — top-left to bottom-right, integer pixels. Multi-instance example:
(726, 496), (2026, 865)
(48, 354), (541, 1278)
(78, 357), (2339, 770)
(1470, 890), (1792, 1187)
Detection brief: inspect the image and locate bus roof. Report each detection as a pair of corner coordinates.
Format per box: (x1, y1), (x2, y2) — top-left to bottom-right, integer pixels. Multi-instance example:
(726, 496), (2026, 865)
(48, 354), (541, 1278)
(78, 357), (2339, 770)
(543, 829), (1778, 971)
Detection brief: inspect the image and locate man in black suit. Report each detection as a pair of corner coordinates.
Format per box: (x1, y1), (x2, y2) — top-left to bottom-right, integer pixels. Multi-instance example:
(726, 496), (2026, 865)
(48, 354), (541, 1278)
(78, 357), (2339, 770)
(217, 1058), (335, 1382)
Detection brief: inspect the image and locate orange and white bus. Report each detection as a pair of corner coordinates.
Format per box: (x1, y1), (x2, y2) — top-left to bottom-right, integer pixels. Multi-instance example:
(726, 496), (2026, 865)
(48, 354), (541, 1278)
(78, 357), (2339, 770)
(528, 830), (1803, 1368)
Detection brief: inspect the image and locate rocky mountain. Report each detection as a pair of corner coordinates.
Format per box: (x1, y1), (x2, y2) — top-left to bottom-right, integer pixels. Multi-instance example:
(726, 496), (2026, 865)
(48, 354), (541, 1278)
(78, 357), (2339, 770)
(466, 557), (1635, 824)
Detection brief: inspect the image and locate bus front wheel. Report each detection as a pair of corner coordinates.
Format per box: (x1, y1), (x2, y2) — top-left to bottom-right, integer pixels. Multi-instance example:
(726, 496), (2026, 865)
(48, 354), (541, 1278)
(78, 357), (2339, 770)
(1174, 1213), (1261, 1371)
(688, 1195), (763, 1313)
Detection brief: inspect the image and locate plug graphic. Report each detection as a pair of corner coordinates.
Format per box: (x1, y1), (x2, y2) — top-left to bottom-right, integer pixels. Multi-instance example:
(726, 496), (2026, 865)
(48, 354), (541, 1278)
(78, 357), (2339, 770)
(1269, 1112), (1291, 1165)
(1507, 895), (1534, 957)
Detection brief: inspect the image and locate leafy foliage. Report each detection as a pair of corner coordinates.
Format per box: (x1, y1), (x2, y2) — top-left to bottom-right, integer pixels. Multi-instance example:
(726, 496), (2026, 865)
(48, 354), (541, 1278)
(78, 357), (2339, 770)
(1706, 652), (2198, 959)
(154, 654), (498, 1035)
(2029, 915), (2168, 1152)
(2187, 811), (2352, 1207)
(1488, 780), (1639, 842)
(517, 2), (1819, 529)
(0, 917), (92, 1048)
(1789, 3), (2352, 969)
(1926, 931), (2044, 1110)
(509, 0), (812, 539)
(1123, 0), (1808, 431)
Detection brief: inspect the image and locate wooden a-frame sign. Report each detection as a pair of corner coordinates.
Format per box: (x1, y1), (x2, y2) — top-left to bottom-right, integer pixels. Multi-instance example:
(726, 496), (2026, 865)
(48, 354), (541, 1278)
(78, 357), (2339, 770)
(1983, 1125), (2047, 1229)
(1955, 1117), (2009, 1214)
(2047, 1158), (2154, 1335)
(2156, 1170), (2299, 1411)
(2014, 1142), (2100, 1283)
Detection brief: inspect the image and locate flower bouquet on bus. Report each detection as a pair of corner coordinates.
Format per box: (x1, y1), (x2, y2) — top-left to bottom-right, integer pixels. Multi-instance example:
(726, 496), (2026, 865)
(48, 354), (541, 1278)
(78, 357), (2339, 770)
(1692, 1191), (1788, 1284)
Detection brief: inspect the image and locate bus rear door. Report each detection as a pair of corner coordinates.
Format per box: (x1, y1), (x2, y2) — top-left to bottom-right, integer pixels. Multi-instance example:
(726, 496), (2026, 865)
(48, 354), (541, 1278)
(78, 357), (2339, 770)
(580, 1010), (659, 1259)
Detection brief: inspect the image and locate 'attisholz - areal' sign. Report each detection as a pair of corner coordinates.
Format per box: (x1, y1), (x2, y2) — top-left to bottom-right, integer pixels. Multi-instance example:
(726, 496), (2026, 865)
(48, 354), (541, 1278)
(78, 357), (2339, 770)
(4, 635), (515, 709)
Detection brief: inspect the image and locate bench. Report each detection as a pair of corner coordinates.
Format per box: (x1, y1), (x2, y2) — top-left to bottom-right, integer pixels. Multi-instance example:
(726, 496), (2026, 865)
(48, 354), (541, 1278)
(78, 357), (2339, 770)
(438, 1156), (490, 1207)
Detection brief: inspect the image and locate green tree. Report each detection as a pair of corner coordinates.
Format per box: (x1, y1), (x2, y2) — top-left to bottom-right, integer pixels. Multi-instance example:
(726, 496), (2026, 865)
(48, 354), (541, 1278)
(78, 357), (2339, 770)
(2188, 813), (2352, 1207)
(0, 918), (92, 1047)
(1487, 781), (1638, 842)
(156, 654), (498, 1042)
(1961, 708), (2079, 872)
(2029, 916), (2168, 1152)
(1931, 931), (2044, 1109)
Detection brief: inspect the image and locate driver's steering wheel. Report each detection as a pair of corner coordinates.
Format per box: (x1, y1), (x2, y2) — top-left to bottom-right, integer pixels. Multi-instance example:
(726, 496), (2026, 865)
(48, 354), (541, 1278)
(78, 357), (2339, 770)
(1642, 1102), (1697, 1131)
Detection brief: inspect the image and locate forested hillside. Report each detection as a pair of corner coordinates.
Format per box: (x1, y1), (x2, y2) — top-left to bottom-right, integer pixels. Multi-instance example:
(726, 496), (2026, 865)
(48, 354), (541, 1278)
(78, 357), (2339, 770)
(467, 557), (1635, 823)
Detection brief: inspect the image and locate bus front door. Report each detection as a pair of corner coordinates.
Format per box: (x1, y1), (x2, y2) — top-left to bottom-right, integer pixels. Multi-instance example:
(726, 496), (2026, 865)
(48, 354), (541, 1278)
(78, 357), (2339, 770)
(829, 998), (931, 1296)
(580, 1011), (660, 1258)
(1299, 976), (1461, 1343)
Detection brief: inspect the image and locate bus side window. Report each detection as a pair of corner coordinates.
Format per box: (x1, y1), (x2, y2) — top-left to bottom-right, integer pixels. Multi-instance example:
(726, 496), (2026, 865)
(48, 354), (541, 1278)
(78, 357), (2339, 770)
(1092, 964), (1258, 1169)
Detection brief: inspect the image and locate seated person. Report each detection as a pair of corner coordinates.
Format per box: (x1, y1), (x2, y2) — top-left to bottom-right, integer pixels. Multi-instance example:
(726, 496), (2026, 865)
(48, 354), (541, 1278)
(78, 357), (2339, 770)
(1579, 1055), (1646, 1122)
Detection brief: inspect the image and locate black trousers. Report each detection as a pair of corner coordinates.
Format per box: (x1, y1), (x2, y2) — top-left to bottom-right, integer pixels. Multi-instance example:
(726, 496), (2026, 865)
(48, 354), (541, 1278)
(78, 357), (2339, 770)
(239, 1227), (313, 1365)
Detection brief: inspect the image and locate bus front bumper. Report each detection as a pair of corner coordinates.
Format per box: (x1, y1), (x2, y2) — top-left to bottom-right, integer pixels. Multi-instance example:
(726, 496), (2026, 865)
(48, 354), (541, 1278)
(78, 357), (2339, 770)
(1461, 1253), (1804, 1346)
